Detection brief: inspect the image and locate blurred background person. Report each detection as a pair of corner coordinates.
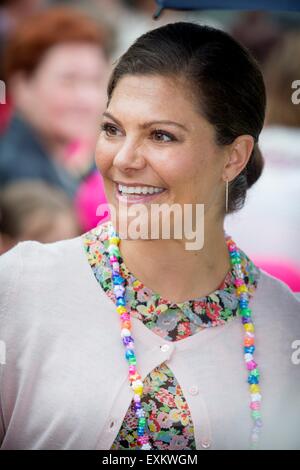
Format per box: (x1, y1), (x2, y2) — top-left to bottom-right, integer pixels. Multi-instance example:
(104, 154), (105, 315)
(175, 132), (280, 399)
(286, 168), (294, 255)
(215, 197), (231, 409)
(0, 180), (80, 254)
(225, 31), (300, 291)
(0, 6), (113, 234)
(0, 6), (110, 197)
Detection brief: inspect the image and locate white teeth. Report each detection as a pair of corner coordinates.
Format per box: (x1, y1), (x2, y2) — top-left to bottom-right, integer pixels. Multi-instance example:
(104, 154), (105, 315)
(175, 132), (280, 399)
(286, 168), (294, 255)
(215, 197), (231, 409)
(117, 184), (165, 195)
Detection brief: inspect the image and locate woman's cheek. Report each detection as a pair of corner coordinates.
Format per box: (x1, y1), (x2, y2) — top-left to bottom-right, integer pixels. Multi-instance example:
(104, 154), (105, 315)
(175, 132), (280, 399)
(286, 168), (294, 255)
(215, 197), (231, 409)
(95, 139), (115, 174)
(154, 149), (190, 182)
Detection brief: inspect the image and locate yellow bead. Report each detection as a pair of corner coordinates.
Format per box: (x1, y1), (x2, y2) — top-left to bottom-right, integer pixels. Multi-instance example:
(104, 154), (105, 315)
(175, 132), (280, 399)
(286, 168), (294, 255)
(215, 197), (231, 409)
(132, 280), (142, 289)
(133, 385), (143, 395)
(249, 384), (260, 393)
(117, 306), (127, 315)
(244, 323), (255, 333)
(110, 237), (120, 246)
(237, 285), (248, 295)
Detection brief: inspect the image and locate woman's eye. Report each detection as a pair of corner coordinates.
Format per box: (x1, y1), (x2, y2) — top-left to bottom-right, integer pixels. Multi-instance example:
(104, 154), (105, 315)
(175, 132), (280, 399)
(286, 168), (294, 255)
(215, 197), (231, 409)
(100, 122), (121, 137)
(151, 130), (176, 142)
(100, 123), (176, 142)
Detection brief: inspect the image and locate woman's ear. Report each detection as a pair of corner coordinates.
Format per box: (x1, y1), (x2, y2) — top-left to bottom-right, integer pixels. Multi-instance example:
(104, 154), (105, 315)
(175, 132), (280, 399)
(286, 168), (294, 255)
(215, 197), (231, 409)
(223, 135), (255, 181)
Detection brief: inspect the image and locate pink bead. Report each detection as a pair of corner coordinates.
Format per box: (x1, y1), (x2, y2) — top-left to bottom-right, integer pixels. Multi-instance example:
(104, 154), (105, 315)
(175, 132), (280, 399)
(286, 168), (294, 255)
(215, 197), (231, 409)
(120, 313), (130, 321)
(129, 365), (136, 374)
(228, 243), (236, 252)
(110, 255), (118, 263)
(246, 360), (257, 370)
(137, 435), (149, 445)
(235, 279), (244, 287)
(250, 401), (261, 410)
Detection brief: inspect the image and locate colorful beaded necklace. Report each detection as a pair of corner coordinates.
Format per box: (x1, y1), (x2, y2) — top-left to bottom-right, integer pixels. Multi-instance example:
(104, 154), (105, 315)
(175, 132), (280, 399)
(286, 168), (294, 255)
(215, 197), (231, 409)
(107, 226), (262, 450)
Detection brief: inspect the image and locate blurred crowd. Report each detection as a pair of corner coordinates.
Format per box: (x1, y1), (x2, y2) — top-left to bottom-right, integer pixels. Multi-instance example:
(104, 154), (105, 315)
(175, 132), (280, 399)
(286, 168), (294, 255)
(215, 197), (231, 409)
(0, 0), (300, 290)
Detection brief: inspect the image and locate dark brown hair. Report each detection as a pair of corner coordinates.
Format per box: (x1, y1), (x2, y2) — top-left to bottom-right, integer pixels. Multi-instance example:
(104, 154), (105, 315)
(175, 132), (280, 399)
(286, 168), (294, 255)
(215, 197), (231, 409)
(107, 22), (266, 213)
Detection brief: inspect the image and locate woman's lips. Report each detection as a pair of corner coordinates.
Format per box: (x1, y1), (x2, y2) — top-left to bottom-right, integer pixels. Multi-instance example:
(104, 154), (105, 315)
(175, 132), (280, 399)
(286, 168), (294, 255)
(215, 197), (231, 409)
(114, 182), (167, 204)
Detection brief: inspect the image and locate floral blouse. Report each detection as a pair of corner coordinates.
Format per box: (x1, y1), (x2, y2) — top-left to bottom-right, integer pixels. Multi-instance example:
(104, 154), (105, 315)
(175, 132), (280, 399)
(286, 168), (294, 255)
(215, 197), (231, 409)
(82, 221), (260, 450)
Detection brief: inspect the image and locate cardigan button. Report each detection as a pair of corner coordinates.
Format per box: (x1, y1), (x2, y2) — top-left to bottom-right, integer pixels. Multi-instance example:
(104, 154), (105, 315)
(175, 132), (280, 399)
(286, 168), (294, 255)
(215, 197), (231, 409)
(201, 438), (211, 449)
(160, 344), (170, 353)
(109, 420), (115, 431)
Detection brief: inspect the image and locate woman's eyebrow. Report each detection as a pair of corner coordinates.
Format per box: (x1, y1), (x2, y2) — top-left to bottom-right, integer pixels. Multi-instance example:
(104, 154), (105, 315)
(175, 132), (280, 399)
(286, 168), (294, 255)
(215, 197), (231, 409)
(102, 112), (188, 131)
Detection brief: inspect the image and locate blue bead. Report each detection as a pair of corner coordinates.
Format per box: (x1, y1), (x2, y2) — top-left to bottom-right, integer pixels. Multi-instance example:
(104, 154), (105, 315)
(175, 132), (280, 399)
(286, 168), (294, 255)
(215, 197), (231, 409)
(244, 345), (255, 354)
(112, 275), (125, 285)
(240, 304), (248, 310)
(248, 376), (259, 384)
(231, 251), (240, 256)
(125, 349), (135, 360)
(116, 298), (126, 306)
(117, 279), (125, 285)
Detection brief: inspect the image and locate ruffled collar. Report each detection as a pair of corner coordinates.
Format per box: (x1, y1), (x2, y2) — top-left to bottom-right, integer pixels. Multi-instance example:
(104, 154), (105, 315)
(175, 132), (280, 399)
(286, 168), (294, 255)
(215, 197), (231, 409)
(83, 221), (261, 341)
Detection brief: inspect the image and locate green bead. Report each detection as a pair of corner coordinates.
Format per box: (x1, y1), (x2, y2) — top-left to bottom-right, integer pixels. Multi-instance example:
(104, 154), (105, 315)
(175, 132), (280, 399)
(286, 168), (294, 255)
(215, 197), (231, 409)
(128, 357), (137, 365)
(250, 368), (260, 378)
(231, 258), (241, 265)
(251, 410), (261, 419)
(239, 307), (252, 317)
(109, 245), (120, 257)
(138, 418), (146, 426)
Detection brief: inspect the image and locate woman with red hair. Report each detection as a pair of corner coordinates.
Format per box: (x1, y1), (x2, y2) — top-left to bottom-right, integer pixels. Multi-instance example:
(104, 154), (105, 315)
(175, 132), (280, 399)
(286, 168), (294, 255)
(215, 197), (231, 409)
(0, 7), (110, 199)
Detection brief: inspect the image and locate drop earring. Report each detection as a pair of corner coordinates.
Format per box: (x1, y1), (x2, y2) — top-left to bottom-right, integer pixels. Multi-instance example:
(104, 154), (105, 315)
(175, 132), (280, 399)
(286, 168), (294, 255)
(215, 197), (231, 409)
(225, 178), (229, 213)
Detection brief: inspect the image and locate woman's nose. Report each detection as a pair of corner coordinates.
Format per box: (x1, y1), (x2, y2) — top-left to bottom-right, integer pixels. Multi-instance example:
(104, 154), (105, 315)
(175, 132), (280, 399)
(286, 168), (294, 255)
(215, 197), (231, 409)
(113, 140), (147, 172)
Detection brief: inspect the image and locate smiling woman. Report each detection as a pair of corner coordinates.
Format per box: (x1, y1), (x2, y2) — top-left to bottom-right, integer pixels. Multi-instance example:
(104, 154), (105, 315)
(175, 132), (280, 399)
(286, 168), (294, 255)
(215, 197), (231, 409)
(0, 22), (299, 451)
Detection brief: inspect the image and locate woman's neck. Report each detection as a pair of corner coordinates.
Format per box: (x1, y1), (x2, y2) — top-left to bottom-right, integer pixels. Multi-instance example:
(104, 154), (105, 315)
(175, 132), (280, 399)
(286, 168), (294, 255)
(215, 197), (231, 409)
(118, 219), (231, 303)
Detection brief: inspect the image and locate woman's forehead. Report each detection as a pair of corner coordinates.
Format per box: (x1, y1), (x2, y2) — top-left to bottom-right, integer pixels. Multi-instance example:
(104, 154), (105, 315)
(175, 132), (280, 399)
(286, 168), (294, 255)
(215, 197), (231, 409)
(107, 75), (203, 128)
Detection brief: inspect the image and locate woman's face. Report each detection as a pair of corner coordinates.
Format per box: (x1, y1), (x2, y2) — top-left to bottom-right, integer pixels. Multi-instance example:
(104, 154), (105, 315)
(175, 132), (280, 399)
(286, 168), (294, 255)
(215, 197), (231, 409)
(14, 42), (109, 144)
(96, 75), (227, 236)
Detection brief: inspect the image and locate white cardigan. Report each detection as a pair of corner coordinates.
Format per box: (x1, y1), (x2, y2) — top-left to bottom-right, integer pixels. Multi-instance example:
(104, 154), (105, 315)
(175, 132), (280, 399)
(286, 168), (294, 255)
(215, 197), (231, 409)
(0, 236), (299, 450)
